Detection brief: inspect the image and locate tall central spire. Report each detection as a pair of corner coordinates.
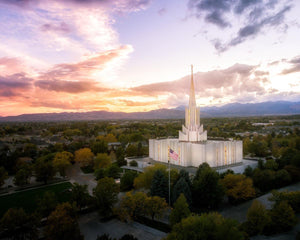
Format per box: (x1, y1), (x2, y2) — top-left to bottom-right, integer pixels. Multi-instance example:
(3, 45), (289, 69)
(188, 64), (197, 129)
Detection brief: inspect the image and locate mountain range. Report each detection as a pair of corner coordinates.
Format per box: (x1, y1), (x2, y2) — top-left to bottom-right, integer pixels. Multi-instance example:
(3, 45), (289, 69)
(0, 101), (299, 122)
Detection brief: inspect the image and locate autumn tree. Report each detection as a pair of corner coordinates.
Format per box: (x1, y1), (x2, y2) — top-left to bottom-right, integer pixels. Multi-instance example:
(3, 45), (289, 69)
(146, 196), (168, 220)
(91, 140), (108, 154)
(134, 164), (167, 189)
(94, 153), (111, 169)
(169, 193), (191, 226)
(75, 148), (94, 168)
(53, 151), (73, 177)
(269, 190), (300, 213)
(221, 174), (256, 203)
(44, 202), (83, 240)
(93, 177), (119, 217)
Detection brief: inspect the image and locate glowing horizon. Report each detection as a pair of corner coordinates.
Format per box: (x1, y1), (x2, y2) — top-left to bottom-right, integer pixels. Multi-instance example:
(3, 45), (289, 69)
(0, 0), (300, 117)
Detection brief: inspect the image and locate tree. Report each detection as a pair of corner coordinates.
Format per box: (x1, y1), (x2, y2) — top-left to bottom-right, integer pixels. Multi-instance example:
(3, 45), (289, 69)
(92, 140), (108, 154)
(274, 169), (291, 188)
(172, 177), (192, 206)
(252, 168), (275, 192)
(14, 168), (32, 186)
(120, 170), (138, 192)
(37, 191), (58, 218)
(134, 164), (167, 189)
(94, 153), (111, 169)
(70, 183), (90, 210)
(166, 212), (244, 240)
(93, 177), (119, 217)
(129, 160), (138, 167)
(0, 167), (8, 188)
(0, 208), (39, 240)
(95, 168), (107, 180)
(265, 159), (278, 170)
(269, 190), (300, 213)
(192, 163), (224, 209)
(118, 191), (147, 222)
(126, 144), (138, 157)
(243, 165), (253, 177)
(221, 174), (256, 203)
(170, 193), (191, 226)
(116, 147), (127, 167)
(53, 151), (73, 177)
(107, 164), (121, 179)
(245, 200), (271, 236)
(119, 234), (138, 240)
(146, 196), (168, 220)
(75, 148), (94, 168)
(44, 202), (83, 240)
(267, 201), (297, 234)
(35, 158), (55, 184)
(150, 169), (168, 201)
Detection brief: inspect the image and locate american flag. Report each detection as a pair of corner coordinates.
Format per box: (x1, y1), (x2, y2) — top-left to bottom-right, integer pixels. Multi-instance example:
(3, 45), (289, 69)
(169, 148), (178, 161)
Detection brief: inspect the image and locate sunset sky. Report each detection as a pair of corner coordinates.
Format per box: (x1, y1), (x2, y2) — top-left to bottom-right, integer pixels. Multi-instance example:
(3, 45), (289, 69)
(0, 0), (300, 116)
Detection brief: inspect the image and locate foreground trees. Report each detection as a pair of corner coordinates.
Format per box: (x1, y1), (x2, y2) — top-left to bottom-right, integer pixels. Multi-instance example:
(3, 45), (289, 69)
(166, 212), (244, 240)
(192, 163), (224, 209)
(93, 177), (119, 217)
(169, 194), (191, 227)
(45, 202), (83, 240)
(53, 151), (73, 177)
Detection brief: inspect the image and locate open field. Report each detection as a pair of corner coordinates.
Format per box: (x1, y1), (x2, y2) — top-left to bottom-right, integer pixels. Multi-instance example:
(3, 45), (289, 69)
(0, 182), (72, 217)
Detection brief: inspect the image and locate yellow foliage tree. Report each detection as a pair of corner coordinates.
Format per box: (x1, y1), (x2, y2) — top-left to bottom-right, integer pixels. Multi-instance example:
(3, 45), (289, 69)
(74, 148), (94, 168)
(53, 151), (73, 177)
(221, 173), (256, 203)
(97, 133), (117, 143)
(133, 164), (167, 189)
(94, 153), (111, 169)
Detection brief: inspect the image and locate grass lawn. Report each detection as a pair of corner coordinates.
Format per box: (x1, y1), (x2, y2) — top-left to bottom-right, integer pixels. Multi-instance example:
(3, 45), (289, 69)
(0, 182), (72, 217)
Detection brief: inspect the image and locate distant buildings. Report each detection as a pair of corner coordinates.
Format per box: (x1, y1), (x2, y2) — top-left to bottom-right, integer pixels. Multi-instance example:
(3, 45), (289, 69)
(149, 66), (243, 168)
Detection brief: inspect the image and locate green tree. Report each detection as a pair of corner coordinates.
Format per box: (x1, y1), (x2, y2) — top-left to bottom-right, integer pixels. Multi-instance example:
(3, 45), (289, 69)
(14, 167), (32, 186)
(150, 169), (168, 201)
(267, 201), (297, 234)
(94, 153), (111, 169)
(0, 167), (8, 188)
(274, 169), (291, 188)
(92, 140), (108, 154)
(120, 171), (138, 192)
(0, 208), (39, 240)
(93, 177), (119, 217)
(243, 165), (253, 177)
(166, 212), (244, 240)
(70, 183), (90, 210)
(37, 191), (58, 218)
(116, 147), (127, 166)
(35, 158), (55, 184)
(265, 159), (278, 170)
(245, 200), (271, 236)
(44, 202), (83, 240)
(107, 164), (121, 179)
(95, 168), (107, 180)
(53, 151), (73, 177)
(129, 160), (138, 167)
(172, 177), (192, 206)
(221, 174), (256, 203)
(192, 163), (224, 209)
(126, 144), (138, 157)
(170, 193), (191, 226)
(252, 168), (275, 192)
(269, 190), (300, 213)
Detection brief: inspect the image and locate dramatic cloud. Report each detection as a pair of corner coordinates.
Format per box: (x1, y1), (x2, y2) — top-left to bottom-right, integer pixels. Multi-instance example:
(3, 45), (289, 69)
(40, 22), (71, 34)
(131, 63), (270, 105)
(281, 55), (300, 74)
(0, 73), (33, 97)
(189, 0), (293, 52)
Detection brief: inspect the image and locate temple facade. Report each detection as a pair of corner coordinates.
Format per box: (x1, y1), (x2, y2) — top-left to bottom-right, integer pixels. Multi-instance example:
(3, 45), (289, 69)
(149, 66), (243, 168)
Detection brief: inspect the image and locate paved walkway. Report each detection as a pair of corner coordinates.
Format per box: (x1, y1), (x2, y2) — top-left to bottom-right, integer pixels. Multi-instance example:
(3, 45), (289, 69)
(79, 211), (167, 240)
(66, 163), (97, 195)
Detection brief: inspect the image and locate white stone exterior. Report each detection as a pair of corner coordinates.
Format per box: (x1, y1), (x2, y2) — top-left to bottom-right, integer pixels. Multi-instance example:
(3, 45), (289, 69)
(148, 65), (243, 168)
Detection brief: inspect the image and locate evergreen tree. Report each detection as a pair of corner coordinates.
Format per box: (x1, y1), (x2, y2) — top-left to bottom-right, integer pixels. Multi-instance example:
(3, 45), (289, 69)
(150, 169), (168, 201)
(170, 193), (191, 226)
(172, 177), (192, 206)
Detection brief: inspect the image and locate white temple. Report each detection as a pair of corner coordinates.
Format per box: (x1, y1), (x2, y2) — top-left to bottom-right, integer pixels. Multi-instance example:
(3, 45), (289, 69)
(149, 66), (243, 168)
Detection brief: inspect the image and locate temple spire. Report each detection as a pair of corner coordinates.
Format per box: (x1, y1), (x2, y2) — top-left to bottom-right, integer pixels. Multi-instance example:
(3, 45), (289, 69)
(188, 64), (196, 129)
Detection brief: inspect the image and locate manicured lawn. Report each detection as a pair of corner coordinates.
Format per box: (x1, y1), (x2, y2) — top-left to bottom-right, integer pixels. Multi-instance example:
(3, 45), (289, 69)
(0, 181), (72, 217)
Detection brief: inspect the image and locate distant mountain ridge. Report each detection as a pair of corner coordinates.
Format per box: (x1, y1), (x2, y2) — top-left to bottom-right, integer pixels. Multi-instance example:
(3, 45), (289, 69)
(0, 101), (299, 122)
